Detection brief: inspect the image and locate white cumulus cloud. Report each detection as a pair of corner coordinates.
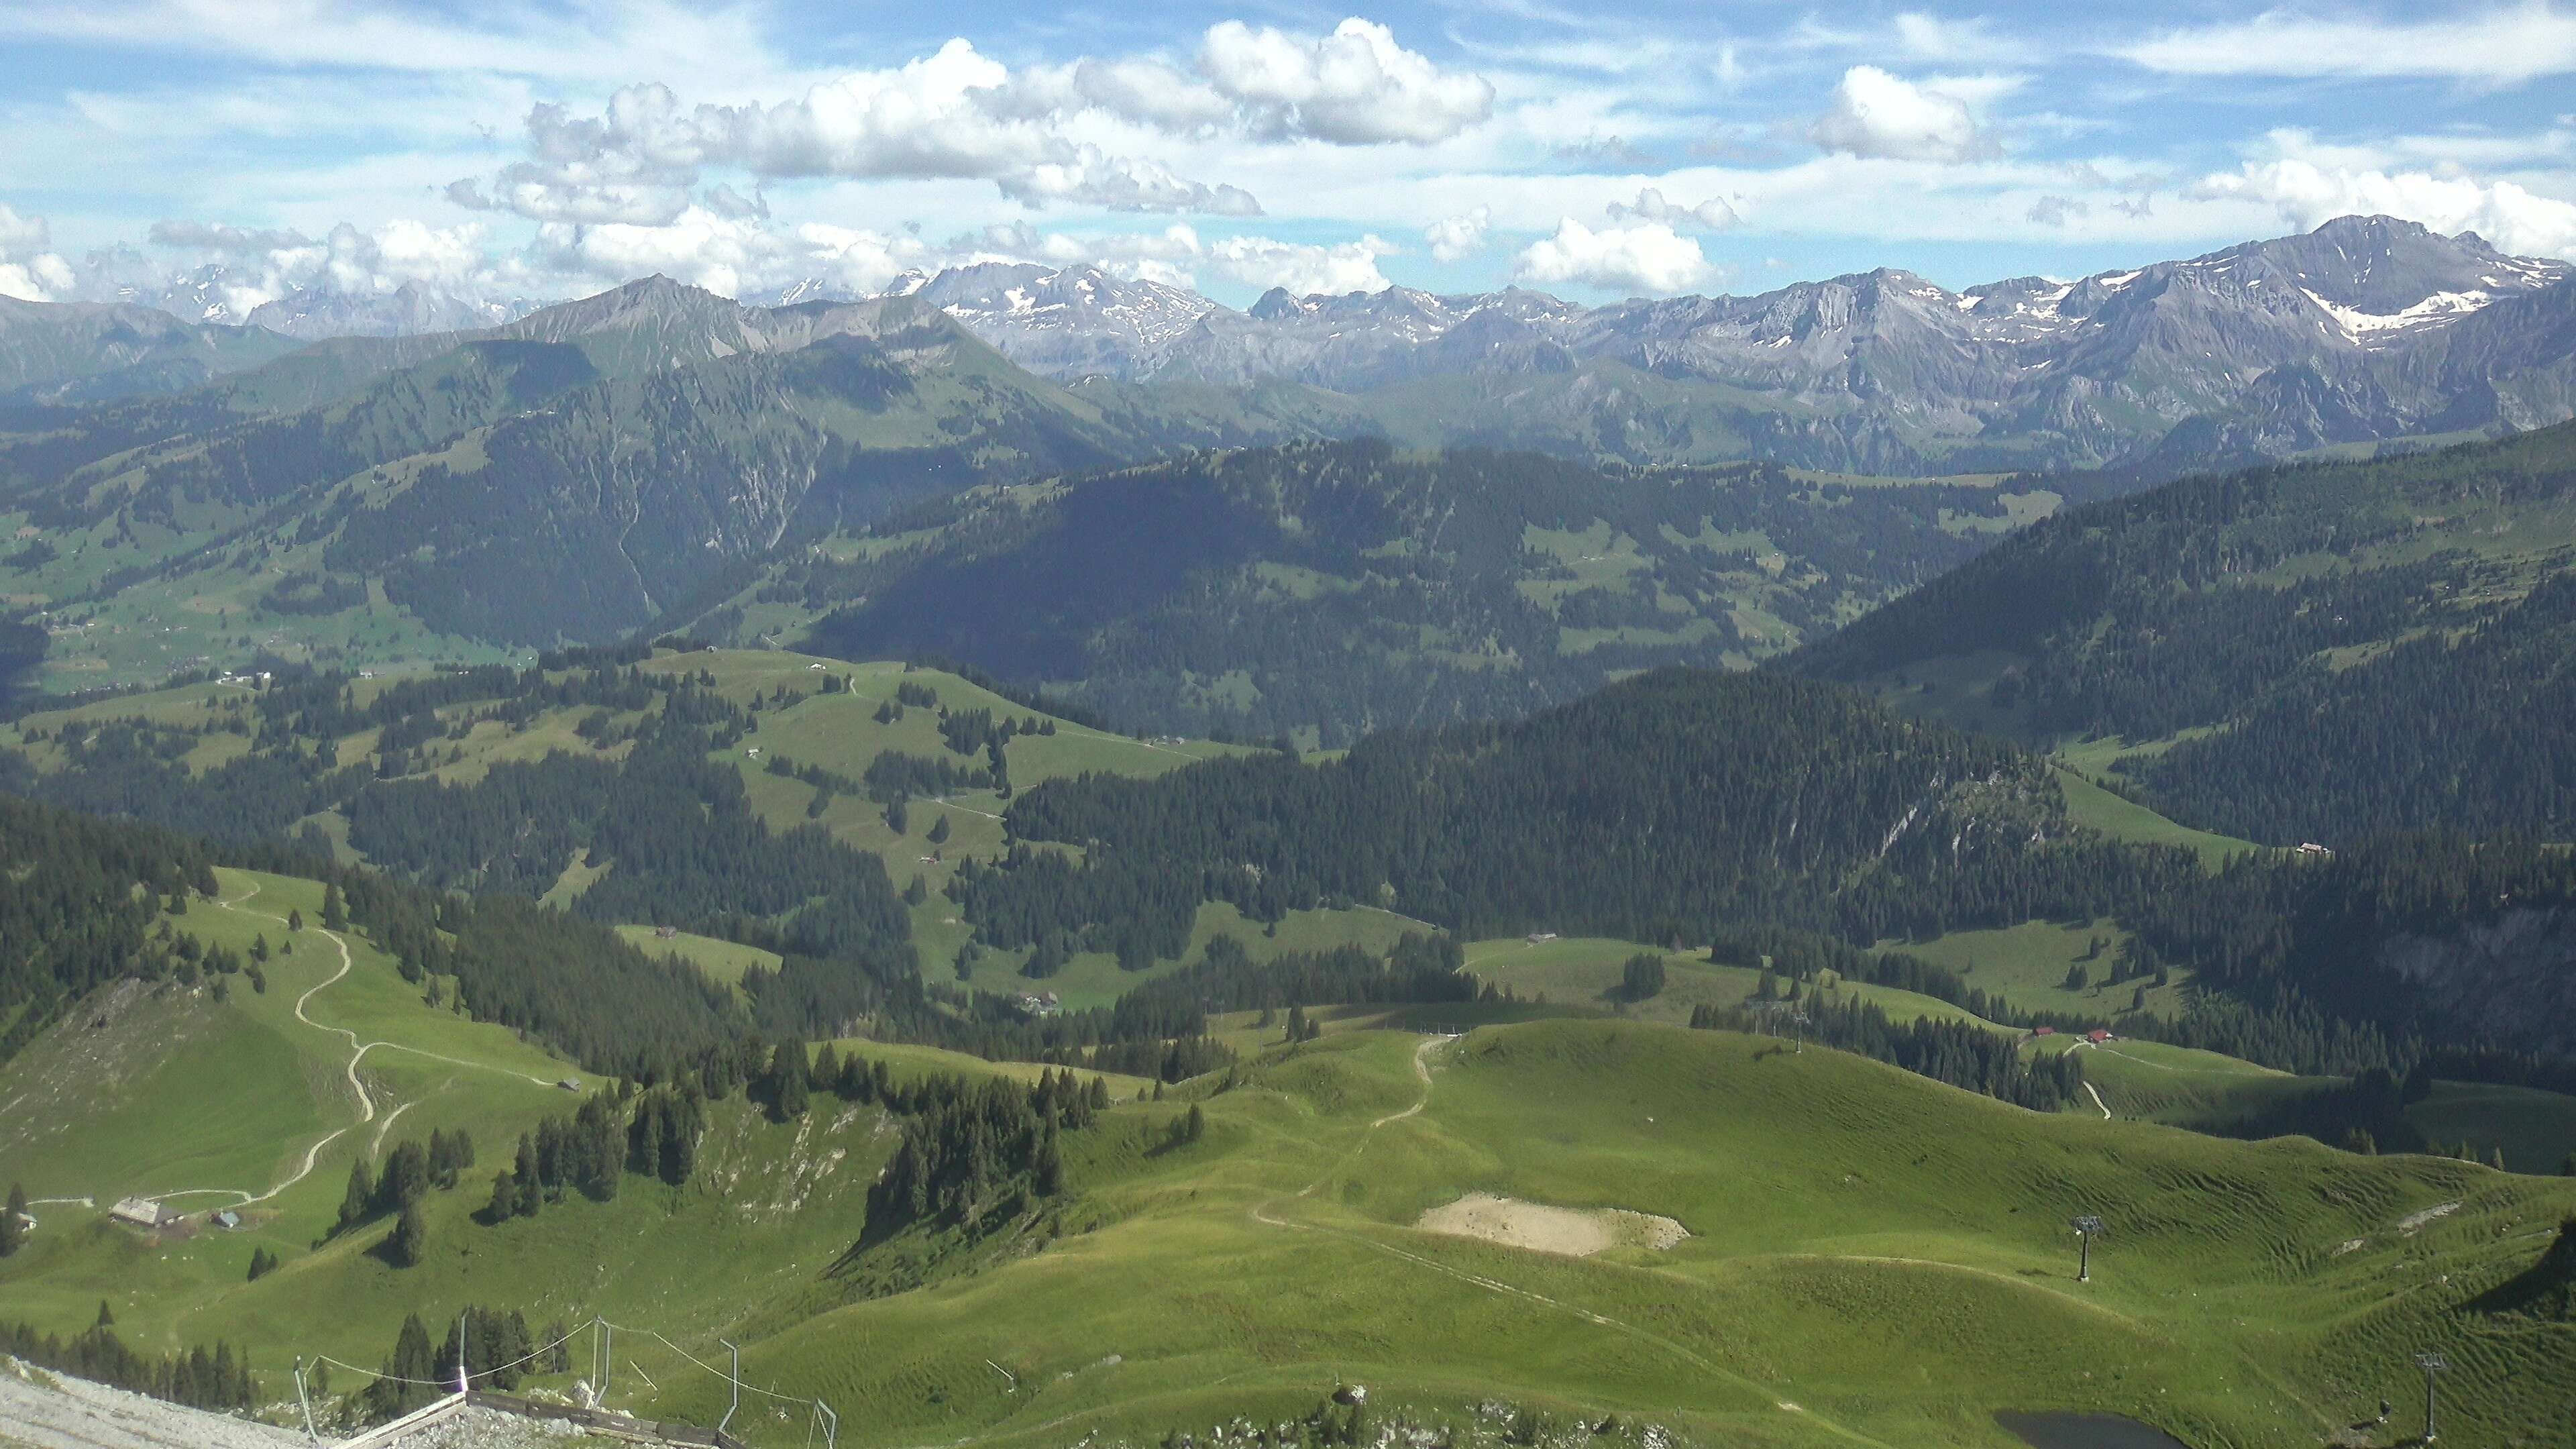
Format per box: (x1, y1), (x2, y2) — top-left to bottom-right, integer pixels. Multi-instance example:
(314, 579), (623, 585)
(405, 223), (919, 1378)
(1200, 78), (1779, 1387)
(534, 207), (796, 297)
(1207, 234), (1395, 295)
(1607, 187), (1739, 231)
(0, 205), (76, 303)
(1810, 65), (1986, 162)
(1423, 207), (1490, 262)
(97, 216), (495, 316)
(1514, 219), (1710, 294)
(2192, 156), (2576, 258)
(1000, 148), (1261, 215)
(449, 20), (1488, 229)
(1198, 18), (1493, 144)
(2124, 3), (2576, 83)
(458, 44), (1253, 221)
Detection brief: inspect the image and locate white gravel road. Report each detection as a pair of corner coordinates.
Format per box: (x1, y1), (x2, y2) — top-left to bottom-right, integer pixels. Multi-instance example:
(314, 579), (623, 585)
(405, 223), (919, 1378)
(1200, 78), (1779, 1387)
(0, 1361), (303, 1449)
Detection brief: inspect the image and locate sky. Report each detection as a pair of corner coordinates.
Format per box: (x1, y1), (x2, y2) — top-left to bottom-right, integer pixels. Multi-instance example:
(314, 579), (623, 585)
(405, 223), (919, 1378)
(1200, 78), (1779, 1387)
(3, 1), (2575, 313)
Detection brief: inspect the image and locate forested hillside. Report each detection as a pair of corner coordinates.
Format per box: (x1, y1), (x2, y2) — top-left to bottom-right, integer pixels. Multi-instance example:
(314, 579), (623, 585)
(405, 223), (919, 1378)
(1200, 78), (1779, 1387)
(1790, 420), (2576, 843)
(963, 666), (2576, 1068)
(0, 283), (2101, 713)
(788, 438), (2075, 742)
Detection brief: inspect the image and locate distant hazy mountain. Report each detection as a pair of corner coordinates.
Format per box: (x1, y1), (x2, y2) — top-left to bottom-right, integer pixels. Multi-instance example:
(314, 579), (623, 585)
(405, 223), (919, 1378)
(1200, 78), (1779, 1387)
(40, 215), (2576, 474)
(104, 264), (537, 339)
(0, 278), (1332, 657)
(245, 280), (538, 339)
(908, 216), (2575, 476)
(0, 294), (298, 407)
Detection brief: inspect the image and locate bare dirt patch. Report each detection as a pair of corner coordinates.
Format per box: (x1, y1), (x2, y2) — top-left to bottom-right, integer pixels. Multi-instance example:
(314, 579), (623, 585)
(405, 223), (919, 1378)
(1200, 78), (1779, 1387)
(1415, 1193), (1687, 1258)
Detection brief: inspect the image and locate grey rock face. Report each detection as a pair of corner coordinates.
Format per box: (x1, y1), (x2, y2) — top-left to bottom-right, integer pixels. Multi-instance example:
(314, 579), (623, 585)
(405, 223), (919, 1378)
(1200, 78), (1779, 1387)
(2379, 907), (2576, 1057)
(907, 216), (2575, 474)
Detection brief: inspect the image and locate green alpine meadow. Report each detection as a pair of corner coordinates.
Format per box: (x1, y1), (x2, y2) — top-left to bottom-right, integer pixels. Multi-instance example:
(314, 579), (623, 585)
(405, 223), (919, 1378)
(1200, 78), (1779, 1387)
(8, 10), (2576, 1446)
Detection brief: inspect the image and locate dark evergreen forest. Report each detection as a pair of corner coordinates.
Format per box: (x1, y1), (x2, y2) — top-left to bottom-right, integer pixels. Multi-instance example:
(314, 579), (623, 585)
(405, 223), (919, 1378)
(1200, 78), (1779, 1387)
(1791, 420), (2576, 843)
(801, 438), (2075, 743)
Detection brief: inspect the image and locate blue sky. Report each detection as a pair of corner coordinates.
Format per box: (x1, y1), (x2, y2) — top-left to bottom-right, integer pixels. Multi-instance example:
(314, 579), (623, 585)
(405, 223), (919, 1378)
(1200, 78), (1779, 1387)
(2, 1), (2573, 309)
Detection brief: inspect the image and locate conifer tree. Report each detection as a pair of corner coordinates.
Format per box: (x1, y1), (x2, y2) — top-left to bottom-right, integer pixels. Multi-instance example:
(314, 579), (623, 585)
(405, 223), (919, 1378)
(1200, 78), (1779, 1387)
(286, 907), (303, 932)
(0, 1182), (25, 1258)
(387, 1201), (427, 1268)
(486, 1168), (518, 1223)
(337, 1157), (375, 1234)
(1184, 1103), (1205, 1144)
(928, 814), (951, 844)
(771, 1040), (811, 1120)
(1034, 1120), (1064, 1195)
(514, 1135), (541, 1218)
(321, 883), (347, 931)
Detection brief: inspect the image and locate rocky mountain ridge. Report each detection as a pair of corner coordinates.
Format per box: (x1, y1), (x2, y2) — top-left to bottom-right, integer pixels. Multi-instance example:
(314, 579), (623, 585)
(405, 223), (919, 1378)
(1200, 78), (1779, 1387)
(900, 217), (2573, 474)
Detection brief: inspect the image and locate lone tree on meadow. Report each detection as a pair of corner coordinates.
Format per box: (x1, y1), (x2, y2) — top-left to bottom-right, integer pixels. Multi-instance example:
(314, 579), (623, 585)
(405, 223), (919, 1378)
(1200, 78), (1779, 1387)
(1621, 953), (1668, 1002)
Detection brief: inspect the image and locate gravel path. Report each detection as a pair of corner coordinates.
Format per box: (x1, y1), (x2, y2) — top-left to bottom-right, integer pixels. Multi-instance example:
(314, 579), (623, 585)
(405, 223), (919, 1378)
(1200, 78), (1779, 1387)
(0, 1360), (303, 1449)
(0, 1366), (606, 1448)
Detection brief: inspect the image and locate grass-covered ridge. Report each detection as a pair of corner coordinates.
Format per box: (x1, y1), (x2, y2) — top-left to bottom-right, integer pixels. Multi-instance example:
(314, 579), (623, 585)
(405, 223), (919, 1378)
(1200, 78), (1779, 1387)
(5, 793), (2572, 1447)
(627, 1020), (2576, 1449)
(783, 438), (2082, 745)
(1789, 419), (2576, 844)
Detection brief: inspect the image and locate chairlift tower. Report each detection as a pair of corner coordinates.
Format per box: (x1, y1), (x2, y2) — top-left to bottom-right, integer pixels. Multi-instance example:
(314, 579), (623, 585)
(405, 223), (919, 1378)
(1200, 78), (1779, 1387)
(2070, 1215), (2105, 1283)
(2414, 1351), (2449, 1442)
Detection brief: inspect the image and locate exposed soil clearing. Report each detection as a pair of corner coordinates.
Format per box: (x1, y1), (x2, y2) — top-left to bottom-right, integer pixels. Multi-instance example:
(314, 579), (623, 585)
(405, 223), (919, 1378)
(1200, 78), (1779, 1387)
(1246, 1037), (1900, 1449)
(2397, 1202), (2459, 1234)
(1416, 1194), (1687, 1257)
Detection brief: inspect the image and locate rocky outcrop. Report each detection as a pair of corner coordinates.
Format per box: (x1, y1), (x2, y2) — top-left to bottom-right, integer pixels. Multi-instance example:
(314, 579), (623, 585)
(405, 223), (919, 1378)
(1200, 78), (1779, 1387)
(2378, 907), (2576, 1055)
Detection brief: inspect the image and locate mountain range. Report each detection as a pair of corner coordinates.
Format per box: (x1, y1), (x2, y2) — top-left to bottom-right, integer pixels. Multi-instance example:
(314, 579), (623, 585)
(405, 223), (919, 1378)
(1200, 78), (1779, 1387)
(4, 213), (2576, 724)
(36, 214), (2575, 476)
(906, 215), (2575, 476)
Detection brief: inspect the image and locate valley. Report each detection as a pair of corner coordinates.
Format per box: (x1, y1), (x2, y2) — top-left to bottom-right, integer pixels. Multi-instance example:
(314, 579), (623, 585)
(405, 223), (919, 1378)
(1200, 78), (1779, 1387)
(5, 211), (2576, 1449)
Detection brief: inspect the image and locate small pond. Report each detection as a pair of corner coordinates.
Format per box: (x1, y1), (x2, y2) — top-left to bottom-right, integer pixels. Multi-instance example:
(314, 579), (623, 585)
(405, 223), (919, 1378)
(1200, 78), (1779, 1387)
(1994, 1410), (2192, 1449)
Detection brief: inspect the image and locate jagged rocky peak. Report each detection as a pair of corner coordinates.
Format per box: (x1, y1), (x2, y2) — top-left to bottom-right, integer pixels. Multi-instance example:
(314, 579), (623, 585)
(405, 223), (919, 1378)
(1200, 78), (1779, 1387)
(245, 280), (533, 339)
(1247, 286), (1315, 322)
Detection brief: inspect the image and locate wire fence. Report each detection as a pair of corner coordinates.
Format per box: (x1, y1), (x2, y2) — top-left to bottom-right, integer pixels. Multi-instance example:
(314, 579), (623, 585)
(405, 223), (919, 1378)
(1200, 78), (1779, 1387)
(292, 1313), (839, 1448)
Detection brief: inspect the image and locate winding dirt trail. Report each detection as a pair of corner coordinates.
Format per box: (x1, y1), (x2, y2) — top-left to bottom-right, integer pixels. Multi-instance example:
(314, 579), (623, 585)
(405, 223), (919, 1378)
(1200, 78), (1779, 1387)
(132, 889), (557, 1211)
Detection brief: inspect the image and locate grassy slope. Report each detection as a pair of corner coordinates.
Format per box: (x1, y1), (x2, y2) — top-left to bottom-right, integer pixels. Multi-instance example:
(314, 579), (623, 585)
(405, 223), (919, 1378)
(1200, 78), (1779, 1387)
(1464, 936), (2021, 1032)
(1869, 918), (2195, 1021)
(2408, 1081), (2576, 1175)
(635, 1022), (2576, 1449)
(2, 651), (1407, 1008)
(11, 898), (2576, 1449)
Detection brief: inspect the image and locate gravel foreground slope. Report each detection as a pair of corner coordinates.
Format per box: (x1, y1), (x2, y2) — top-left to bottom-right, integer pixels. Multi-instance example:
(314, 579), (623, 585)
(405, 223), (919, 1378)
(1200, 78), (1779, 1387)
(0, 1362), (595, 1449)
(0, 1360), (303, 1449)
